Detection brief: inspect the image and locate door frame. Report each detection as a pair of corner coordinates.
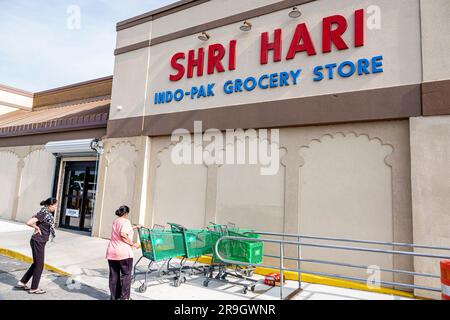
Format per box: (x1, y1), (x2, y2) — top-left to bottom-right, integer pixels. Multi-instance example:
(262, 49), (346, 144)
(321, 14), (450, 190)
(55, 157), (98, 234)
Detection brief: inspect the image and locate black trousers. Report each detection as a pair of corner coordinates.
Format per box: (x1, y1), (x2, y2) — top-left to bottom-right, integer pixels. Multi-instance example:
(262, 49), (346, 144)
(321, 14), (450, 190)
(108, 258), (133, 300)
(21, 239), (46, 290)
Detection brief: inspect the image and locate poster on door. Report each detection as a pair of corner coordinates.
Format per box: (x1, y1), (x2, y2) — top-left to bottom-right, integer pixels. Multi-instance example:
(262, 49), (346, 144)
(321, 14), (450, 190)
(66, 209), (80, 218)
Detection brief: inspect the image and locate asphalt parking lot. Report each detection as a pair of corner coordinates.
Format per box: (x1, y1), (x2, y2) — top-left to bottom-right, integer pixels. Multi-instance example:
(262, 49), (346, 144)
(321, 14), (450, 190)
(0, 254), (110, 300)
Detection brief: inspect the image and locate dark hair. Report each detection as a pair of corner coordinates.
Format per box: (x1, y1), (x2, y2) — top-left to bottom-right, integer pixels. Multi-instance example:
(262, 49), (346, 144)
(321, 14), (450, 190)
(40, 197), (57, 207)
(116, 205), (130, 217)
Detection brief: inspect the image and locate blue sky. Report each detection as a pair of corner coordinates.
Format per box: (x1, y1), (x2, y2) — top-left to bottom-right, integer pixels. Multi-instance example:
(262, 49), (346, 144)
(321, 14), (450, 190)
(0, 0), (176, 92)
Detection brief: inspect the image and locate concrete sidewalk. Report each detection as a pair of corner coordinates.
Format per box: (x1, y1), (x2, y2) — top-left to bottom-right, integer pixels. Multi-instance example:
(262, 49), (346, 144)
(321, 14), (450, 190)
(0, 219), (413, 300)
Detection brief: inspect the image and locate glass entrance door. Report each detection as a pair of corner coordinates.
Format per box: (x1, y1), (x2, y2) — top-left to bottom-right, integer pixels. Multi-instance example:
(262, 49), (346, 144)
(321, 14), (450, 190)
(59, 161), (97, 233)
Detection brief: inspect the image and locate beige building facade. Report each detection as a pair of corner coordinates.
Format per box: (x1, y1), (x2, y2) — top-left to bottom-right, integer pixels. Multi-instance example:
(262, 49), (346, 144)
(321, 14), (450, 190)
(1, 0), (449, 299)
(0, 84), (33, 116)
(99, 0), (450, 298)
(0, 77), (112, 233)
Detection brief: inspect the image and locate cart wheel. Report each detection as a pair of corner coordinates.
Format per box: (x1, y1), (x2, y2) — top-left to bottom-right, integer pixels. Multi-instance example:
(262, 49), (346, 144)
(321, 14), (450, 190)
(138, 284), (147, 293)
(221, 274), (227, 280)
(182, 277), (187, 283)
(203, 280), (209, 287)
(242, 288), (248, 295)
(251, 286), (255, 292)
(174, 278), (182, 287)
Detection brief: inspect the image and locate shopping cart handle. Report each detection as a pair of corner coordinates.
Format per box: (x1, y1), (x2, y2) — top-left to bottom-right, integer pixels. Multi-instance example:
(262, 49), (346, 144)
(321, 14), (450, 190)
(167, 222), (186, 232)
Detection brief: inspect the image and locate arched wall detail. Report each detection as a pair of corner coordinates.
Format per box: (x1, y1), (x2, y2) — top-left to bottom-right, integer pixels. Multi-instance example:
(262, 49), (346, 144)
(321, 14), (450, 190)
(0, 151), (20, 220)
(297, 131), (395, 281)
(15, 148), (56, 222)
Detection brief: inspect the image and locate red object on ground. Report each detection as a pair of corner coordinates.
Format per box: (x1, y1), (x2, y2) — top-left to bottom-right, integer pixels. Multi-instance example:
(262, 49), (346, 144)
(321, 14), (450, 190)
(441, 261), (450, 300)
(265, 273), (282, 287)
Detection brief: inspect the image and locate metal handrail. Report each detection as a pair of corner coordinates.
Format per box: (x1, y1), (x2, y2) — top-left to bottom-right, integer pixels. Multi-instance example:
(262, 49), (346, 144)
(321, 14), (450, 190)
(256, 231), (450, 251)
(214, 234), (450, 300)
(264, 254), (441, 279)
(256, 238), (450, 259)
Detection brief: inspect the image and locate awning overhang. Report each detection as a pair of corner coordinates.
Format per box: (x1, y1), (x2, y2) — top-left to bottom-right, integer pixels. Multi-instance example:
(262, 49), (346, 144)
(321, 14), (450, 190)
(45, 139), (103, 157)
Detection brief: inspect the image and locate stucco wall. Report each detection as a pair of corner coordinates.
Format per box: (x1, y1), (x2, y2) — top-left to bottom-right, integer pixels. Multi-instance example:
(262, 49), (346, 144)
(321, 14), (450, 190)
(0, 146), (55, 223)
(110, 47), (151, 121)
(151, 142), (208, 228)
(421, 0), (450, 82)
(0, 89), (33, 110)
(298, 132), (394, 281)
(0, 151), (19, 220)
(111, 0), (422, 121)
(151, 0), (278, 39)
(93, 136), (150, 239)
(0, 105), (19, 116)
(410, 116), (450, 299)
(15, 149), (55, 222)
(95, 120), (412, 284)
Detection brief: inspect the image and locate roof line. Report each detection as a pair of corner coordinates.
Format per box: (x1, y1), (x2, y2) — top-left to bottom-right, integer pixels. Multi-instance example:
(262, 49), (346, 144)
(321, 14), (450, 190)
(33, 95), (111, 112)
(34, 76), (113, 96)
(116, 0), (210, 31)
(0, 84), (34, 98)
(0, 111), (109, 138)
(0, 100), (32, 111)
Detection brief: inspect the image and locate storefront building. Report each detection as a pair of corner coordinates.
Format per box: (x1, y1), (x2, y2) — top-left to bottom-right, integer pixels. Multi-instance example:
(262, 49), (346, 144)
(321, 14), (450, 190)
(0, 77), (112, 233)
(0, 0), (449, 299)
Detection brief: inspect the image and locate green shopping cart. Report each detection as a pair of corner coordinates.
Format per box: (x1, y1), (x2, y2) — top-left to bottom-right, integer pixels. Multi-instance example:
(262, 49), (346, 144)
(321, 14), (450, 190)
(203, 223), (264, 294)
(168, 223), (213, 259)
(167, 223), (213, 275)
(133, 226), (188, 293)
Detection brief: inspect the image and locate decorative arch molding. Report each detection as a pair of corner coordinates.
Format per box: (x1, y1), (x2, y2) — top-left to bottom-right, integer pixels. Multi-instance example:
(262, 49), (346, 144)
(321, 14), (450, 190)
(0, 149), (20, 160)
(104, 140), (140, 168)
(95, 138), (142, 238)
(22, 147), (48, 161)
(156, 140), (209, 169)
(298, 131), (395, 167)
(156, 129), (283, 170)
(294, 127), (413, 284)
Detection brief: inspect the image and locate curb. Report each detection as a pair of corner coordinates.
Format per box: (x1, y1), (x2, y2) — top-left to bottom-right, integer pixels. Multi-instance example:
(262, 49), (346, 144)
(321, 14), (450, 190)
(0, 248), (71, 277)
(193, 255), (417, 299)
(0, 247), (418, 299)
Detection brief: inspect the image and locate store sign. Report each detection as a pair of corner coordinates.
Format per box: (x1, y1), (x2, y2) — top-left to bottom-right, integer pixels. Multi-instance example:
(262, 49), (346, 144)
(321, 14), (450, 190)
(66, 209), (80, 218)
(146, 0), (421, 115)
(169, 9), (365, 82)
(153, 8), (382, 105)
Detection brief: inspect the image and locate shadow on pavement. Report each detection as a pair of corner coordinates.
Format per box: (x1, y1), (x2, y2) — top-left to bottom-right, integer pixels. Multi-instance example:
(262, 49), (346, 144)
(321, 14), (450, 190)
(0, 255), (110, 300)
(52, 274), (111, 300)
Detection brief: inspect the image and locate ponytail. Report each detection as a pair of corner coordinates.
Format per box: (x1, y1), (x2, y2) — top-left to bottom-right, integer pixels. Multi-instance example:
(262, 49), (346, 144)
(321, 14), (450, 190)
(40, 197), (57, 207)
(115, 205), (130, 217)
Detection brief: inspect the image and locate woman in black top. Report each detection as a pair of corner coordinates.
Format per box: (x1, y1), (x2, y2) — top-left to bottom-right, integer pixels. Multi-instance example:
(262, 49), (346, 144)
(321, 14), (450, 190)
(16, 198), (57, 294)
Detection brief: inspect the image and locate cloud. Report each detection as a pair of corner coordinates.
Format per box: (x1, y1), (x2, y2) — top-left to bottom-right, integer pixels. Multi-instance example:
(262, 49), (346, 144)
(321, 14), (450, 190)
(0, 0), (176, 92)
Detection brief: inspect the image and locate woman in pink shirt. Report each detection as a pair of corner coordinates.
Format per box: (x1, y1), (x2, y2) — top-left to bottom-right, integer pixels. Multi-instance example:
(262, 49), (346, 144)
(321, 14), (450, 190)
(106, 206), (141, 300)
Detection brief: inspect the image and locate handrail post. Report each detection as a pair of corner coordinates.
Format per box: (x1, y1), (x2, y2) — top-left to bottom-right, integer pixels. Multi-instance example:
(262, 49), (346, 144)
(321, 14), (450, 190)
(297, 235), (302, 290)
(280, 242), (284, 300)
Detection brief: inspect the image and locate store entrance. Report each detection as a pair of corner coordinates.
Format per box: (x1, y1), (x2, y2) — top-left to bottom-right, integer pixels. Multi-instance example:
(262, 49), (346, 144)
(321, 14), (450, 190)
(59, 161), (97, 233)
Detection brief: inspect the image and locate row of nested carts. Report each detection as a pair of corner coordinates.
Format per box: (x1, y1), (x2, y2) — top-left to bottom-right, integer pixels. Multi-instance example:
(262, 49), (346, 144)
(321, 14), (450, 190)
(133, 222), (264, 294)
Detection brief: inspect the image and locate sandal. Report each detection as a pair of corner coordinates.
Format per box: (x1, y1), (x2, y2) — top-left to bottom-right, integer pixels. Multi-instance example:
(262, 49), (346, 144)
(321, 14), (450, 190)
(15, 282), (31, 291)
(28, 289), (46, 295)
